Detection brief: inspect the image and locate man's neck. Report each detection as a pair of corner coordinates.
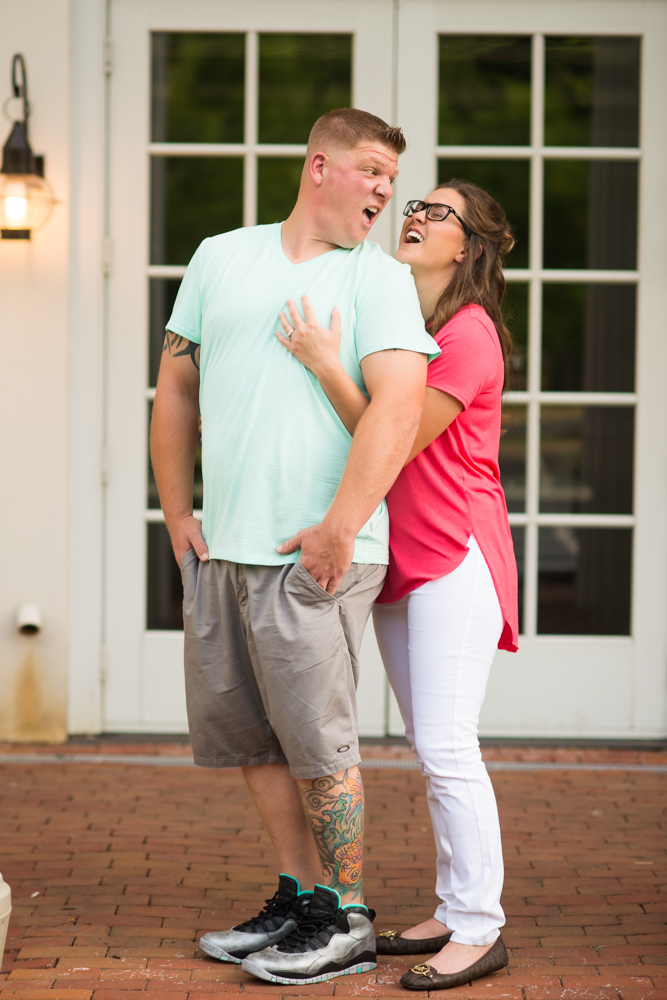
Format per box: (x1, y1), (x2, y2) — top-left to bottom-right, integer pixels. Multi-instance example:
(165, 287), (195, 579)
(280, 207), (341, 264)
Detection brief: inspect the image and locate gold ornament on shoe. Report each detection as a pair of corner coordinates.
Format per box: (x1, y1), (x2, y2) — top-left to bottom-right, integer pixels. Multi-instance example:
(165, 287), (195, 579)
(378, 930), (398, 939)
(410, 964), (432, 975)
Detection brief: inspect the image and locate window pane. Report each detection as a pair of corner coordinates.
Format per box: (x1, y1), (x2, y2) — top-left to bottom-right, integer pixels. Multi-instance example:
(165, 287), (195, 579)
(540, 406), (633, 514)
(503, 282), (528, 390)
(544, 37), (640, 148)
(150, 157), (243, 265)
(437, 159), (529, 268)
(257, 158), (304, 225)
(438, 35), (531, 145)
(258, 35), (351, 144)
(542, 284), (636, 392)
(147, 522), (184, 630)
(149, 279), (181, 387)
(511, 526), (525, 635)
(538, 527), (631, 635)
(543, 160), (638, 270)
(148, 402), (202, 511)
(499, 406), (526, 513)
(152, 33), (245, 143)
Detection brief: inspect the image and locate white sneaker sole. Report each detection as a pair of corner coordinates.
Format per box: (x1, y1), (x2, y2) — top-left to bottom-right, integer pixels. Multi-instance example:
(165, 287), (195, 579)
(198, 937), (243, 964)
(242, 958), (377, 984)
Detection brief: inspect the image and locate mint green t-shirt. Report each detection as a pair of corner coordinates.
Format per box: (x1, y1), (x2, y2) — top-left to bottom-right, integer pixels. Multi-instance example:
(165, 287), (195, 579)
(167, 223), (439, 565)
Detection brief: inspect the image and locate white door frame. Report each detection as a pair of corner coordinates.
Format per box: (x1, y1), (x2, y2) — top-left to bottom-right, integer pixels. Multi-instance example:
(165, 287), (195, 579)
(67, 0), (108, 735)
(96, 0), (667, 738)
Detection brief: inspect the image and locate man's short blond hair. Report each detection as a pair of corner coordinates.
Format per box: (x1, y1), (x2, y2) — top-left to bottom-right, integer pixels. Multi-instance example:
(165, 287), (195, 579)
(307, 107), (407, 156)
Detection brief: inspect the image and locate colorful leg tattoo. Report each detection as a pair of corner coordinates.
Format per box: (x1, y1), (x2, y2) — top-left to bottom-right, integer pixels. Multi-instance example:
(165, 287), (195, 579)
(298, 768), (364, 902)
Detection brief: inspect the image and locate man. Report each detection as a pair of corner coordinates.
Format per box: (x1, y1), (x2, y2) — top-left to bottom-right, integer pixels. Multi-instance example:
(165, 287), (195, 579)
(150, 108), (438, 985)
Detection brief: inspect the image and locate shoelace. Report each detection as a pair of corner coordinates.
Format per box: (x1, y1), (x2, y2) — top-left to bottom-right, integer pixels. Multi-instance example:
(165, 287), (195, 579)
(277, 909), (338, 950)
(235, 891), (296, 932)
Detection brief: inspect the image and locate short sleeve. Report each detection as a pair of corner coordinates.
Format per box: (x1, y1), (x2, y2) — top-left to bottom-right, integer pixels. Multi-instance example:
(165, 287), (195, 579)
(166, 242), (205, 345)
(427, 313), (500, 409)
(354, 260), (440, 363)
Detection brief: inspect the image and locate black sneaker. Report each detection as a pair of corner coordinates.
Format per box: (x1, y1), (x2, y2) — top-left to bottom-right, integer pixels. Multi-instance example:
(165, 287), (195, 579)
(199, 874), (311, 963)
(242, 883), (377, 984)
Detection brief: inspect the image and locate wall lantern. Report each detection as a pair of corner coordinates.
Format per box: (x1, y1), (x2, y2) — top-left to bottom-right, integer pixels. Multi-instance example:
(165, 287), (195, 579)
(0, 54), (55, 240)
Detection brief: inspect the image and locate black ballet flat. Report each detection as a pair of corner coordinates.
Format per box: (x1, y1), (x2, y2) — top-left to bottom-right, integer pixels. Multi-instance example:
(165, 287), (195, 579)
(400, 935), (508, 990)
(375, 928), (452, 956)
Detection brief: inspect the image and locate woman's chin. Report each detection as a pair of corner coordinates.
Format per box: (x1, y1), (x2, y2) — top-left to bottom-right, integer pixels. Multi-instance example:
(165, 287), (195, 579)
(395, 246), (423, 273)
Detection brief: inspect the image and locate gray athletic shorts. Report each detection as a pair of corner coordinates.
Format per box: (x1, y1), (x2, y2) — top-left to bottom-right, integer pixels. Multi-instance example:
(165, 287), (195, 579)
(180, 550), (386, 779)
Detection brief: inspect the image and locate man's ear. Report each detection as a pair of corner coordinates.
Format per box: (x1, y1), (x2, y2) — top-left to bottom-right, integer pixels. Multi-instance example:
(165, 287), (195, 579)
(308, 152), (327, 186)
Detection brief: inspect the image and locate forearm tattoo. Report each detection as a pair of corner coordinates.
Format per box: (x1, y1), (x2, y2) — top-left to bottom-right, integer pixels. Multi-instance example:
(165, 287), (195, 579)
(299, 768), (364, 900)
(163, 332), (200, 370)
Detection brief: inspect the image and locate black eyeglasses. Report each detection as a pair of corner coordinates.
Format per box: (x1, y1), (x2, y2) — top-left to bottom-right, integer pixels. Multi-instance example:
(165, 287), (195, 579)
(403, 200), (476, 238)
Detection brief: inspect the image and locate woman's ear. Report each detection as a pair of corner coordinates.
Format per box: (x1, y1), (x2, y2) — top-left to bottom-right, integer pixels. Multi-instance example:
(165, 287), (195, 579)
(456, 241), (484, 264)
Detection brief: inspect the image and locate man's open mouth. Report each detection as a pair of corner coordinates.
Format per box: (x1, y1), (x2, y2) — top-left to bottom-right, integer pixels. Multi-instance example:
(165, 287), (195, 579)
(404, 228), (424, 244)
(363, 206), (380, 223)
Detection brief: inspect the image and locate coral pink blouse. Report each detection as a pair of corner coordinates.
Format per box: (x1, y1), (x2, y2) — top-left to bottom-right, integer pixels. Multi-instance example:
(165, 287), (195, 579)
(376, 303), (518, 652)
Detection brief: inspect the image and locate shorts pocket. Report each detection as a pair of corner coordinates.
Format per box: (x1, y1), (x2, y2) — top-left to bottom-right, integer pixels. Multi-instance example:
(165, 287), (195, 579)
(180, 550), (199, 608)
(291, 557), (337, 603)
(180, 547), (198, 571)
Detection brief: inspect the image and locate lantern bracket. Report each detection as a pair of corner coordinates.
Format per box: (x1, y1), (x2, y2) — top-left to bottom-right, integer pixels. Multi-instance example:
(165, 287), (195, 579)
(11, 54), (29, 126)
(0, 53), (54, 239)
(1, 54), (40, 175)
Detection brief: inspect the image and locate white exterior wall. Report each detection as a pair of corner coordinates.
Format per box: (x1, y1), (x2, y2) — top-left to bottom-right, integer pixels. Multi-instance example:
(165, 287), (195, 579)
(0, 0), (665, 742)
(0, 0), (72, 740)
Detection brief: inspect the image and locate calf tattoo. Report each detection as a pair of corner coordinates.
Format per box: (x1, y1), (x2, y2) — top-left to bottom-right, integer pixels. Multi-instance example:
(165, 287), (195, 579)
(162, 332), (200, 370)
(299, 769), (364, 900)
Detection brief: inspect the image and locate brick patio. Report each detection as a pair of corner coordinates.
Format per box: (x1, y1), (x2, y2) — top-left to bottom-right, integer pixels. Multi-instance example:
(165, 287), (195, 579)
(0, 742), (665, 1000)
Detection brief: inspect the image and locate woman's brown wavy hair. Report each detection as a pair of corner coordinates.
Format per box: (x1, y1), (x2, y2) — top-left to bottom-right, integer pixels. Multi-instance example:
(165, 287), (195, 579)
(428, 179), (515, 390)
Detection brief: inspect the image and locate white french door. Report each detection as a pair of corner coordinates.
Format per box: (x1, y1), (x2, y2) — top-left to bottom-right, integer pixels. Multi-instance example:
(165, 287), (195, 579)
(104, 0), (395, 734)
(104, 0), (667, 738)
(389, 0), (667, 739)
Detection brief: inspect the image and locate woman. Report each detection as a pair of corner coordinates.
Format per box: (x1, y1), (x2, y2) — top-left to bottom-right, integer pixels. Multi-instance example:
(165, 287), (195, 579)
(276, 180), (518, 991)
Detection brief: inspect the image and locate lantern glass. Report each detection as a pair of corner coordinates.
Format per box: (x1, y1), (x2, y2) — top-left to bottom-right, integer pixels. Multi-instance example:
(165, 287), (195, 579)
(0, 172), (54, 231)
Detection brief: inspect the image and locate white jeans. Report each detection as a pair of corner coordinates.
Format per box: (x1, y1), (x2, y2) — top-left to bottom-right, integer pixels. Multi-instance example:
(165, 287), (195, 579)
(372, 535), (505, 946)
